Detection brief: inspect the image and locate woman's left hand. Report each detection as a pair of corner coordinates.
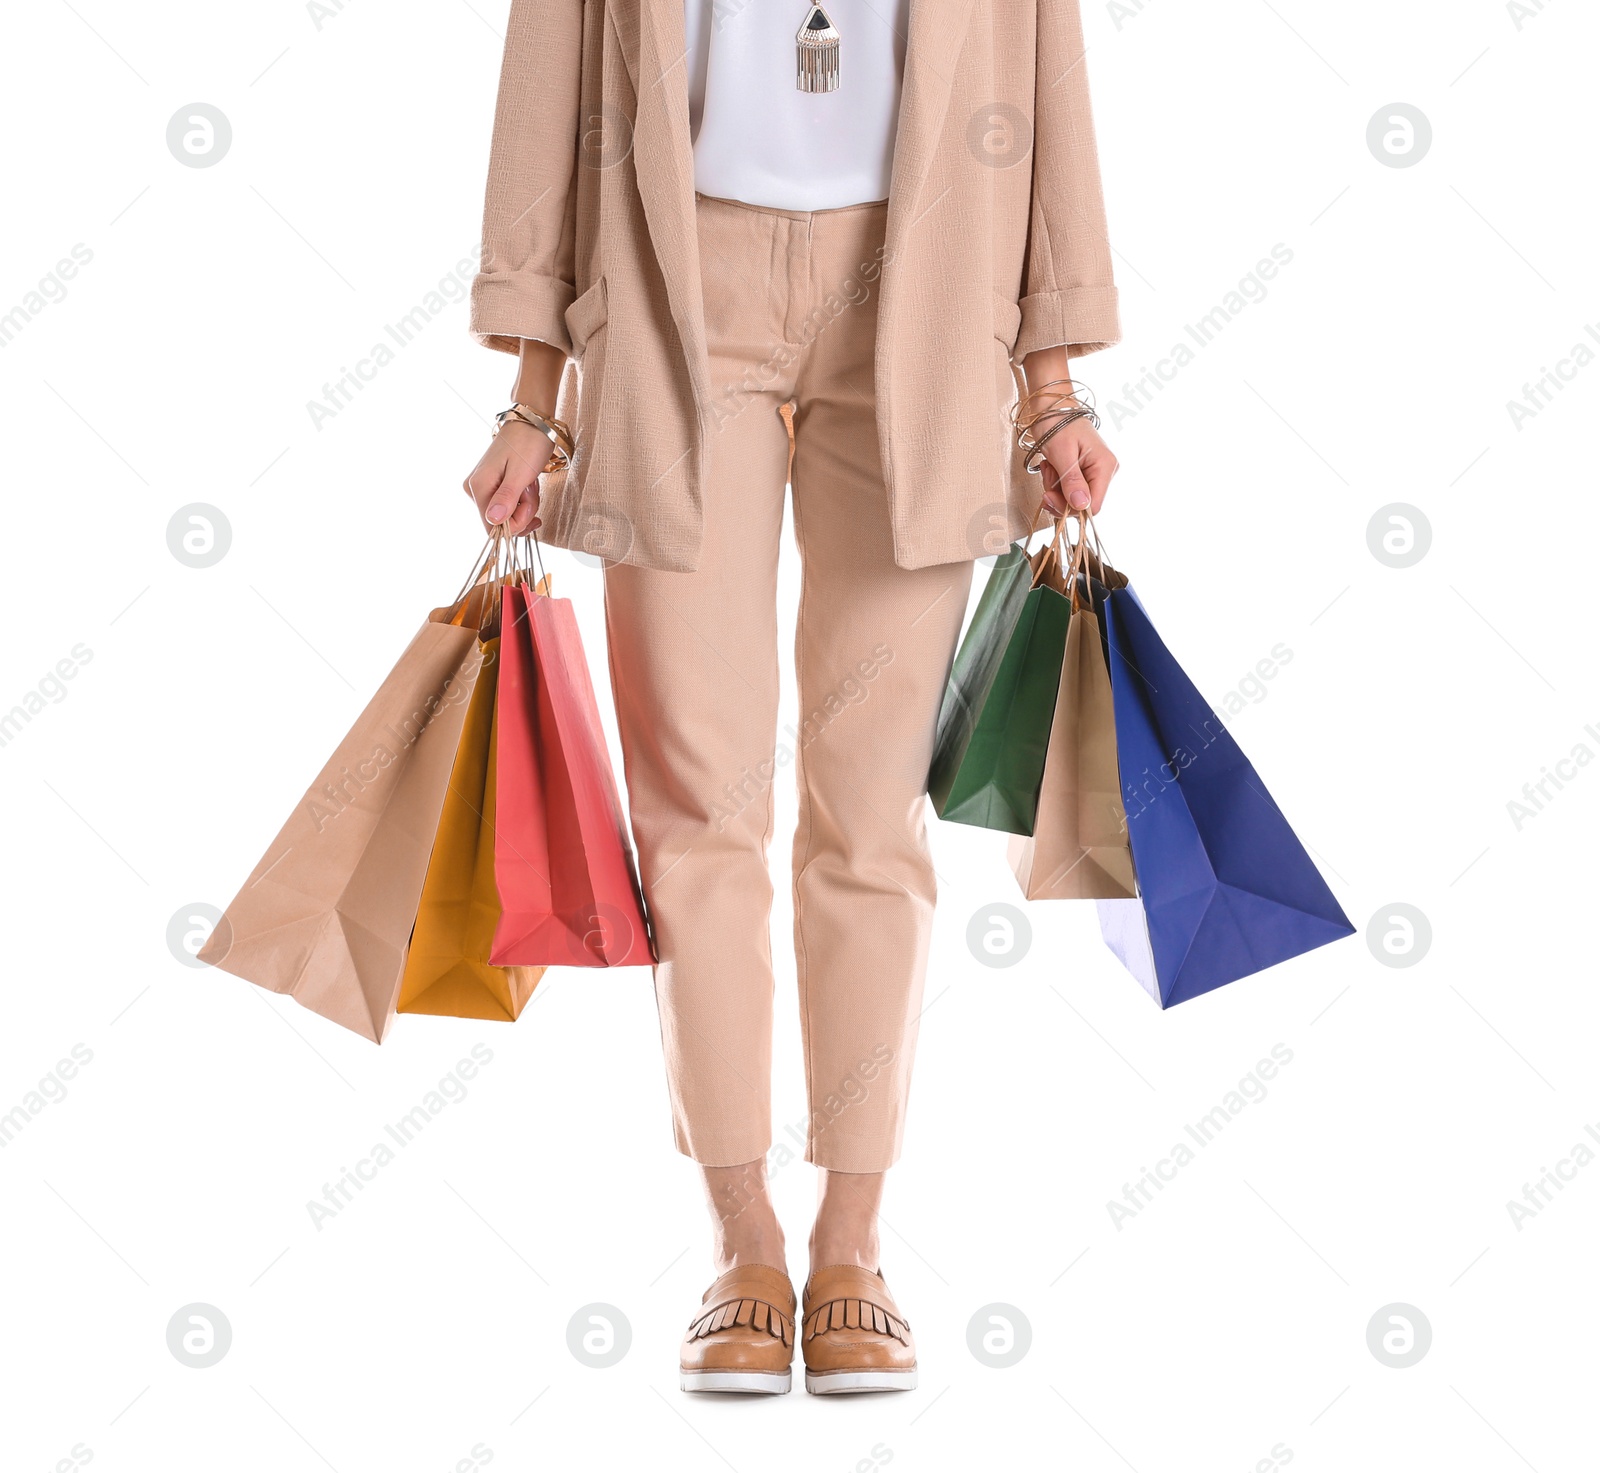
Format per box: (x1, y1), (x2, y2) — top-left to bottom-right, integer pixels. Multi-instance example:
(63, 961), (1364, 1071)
(1020, 346), (1120, 519)
(1038, 416), (1119, 518)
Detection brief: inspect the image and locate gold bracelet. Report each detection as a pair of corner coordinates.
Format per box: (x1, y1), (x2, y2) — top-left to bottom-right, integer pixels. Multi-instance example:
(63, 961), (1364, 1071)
(1012, 381), (1101, 463)
(1013, 379), (1083, 424)
(1012, 379), (1099, 444)
(1016, 401), (1073, 451)
(495, 404), (574, 473)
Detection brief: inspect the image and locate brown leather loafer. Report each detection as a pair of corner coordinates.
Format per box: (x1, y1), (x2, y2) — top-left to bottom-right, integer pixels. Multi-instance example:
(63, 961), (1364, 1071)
(679, 1263), (796, 1394)
(801, 1265), (917, 1393)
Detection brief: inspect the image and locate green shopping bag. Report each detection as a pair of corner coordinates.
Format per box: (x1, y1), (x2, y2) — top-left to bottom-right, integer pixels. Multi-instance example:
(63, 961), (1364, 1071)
(928, 537), (1074, 835)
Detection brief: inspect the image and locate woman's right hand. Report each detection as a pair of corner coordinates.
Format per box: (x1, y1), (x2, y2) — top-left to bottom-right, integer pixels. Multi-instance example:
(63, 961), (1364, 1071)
(463, 421), (549, 534)
(465, 339), (569, 534)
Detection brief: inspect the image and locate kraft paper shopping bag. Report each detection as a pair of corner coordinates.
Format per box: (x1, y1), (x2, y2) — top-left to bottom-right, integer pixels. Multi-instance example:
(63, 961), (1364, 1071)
(1009, 600), (1137, 900)
(199, 613), (489, 1041)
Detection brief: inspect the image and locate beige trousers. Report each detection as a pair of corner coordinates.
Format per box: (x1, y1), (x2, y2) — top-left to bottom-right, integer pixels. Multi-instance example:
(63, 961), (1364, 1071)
(604, 193), (974, 1174)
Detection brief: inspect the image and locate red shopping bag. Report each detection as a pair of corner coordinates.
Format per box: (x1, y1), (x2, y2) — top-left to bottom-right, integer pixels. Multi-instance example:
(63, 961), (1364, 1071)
(490, 580), (655, 967)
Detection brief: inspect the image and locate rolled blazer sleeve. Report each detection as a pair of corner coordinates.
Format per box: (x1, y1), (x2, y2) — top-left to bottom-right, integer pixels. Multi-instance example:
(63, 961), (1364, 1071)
(470, 0), (584, 357)
(1015, 0), (1121, 361)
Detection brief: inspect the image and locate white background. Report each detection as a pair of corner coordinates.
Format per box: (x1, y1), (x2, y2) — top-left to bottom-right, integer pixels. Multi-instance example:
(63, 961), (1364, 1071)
(2, 1), (1596, 1469)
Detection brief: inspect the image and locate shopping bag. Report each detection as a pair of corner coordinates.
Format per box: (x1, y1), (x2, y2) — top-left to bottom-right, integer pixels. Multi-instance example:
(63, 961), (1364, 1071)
(397, 635), (545, 1022)
(1008, 593), (1137, 900)
(490, 580), (654, 967)
(199, 597), (491, 1042)
(927, 539), (1074, 835)
(1095, 583), (1353, 1007)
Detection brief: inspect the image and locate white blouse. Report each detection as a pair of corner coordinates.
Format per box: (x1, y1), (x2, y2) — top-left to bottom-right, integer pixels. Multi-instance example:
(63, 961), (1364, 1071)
(684, 0), (910, 212)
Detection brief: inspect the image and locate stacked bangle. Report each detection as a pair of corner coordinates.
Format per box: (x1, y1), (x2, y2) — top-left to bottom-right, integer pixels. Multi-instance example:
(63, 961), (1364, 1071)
(1011, 379), (1101, 475)
(495, 403), (575, 474)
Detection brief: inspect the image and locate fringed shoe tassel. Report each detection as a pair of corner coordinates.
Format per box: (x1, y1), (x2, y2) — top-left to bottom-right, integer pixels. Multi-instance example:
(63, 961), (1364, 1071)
(686, 1296), (794, 1348)
(804, 1298), (912, 1345)
(796, 4), (841, 93)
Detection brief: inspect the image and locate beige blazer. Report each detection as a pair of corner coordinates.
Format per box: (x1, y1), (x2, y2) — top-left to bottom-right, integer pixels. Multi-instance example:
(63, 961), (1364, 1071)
(469, 0), (1120, 572)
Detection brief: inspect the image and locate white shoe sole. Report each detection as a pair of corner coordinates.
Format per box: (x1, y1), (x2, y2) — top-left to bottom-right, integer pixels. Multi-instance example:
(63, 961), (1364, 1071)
(805, 1369), (918, 1394)
(680, 1369), (792, 1394)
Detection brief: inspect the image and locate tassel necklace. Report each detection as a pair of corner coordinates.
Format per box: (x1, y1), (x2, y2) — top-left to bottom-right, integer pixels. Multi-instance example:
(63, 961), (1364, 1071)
(795, 4), (841, 93)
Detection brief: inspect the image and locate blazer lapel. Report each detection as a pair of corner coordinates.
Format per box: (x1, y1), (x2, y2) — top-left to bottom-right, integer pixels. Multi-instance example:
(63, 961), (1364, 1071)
(622, 0), (713, 430)
(882, 0), (978, 298)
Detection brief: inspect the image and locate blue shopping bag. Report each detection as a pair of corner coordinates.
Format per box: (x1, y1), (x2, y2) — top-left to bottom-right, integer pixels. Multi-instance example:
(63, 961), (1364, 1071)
(1096, 585), (1353, 1007)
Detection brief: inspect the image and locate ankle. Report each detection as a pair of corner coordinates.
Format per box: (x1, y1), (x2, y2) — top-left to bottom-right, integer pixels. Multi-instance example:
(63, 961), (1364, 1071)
(713, 1206), (786, 1275)
(809, 1168), (886, 1278)
(807, 1229), (879, 1276)
(713, 1235), (786, 1275)
(702, 1157), (787, 1275)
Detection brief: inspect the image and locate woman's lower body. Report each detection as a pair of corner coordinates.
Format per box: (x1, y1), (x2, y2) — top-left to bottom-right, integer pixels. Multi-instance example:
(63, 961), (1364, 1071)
(603, 192), (973, 1390)
(605, 192), (972, 1173)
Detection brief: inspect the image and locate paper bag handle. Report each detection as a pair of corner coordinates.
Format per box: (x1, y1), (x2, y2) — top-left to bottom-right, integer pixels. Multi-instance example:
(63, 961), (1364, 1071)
(447, 525), (550, 633)
(1054, 509), (1120, 612)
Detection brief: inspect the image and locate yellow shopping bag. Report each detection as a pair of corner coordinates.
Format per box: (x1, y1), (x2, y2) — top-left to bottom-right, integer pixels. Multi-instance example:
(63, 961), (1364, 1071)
(399, 635), (545, 1021)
